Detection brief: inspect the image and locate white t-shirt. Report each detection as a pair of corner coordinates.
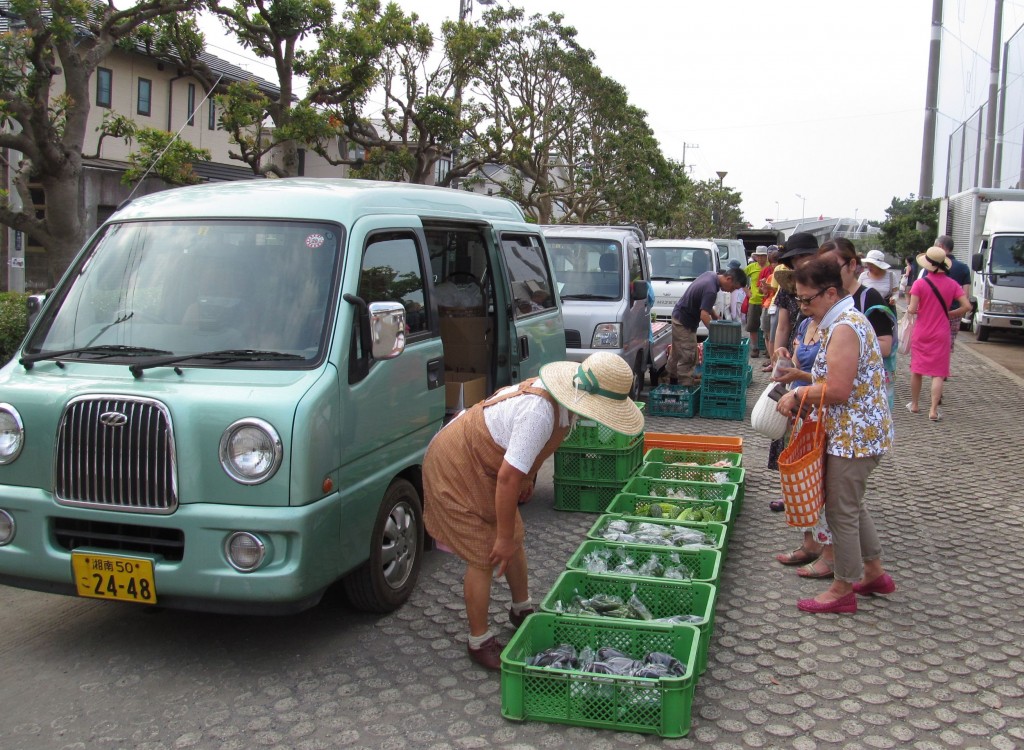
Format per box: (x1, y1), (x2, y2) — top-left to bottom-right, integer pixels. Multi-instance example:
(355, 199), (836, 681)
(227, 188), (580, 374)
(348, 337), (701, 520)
(858, 270), (894, 300)
(482, 382), (569, 473)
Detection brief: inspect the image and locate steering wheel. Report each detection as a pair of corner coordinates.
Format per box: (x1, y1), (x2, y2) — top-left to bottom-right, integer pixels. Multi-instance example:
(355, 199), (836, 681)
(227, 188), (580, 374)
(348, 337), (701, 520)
(447, 270), (480, 287)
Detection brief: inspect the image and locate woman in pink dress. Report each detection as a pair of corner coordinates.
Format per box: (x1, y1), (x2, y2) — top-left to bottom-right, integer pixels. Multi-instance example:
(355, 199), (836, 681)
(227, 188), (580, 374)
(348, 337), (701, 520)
(906, 246), (972, 421)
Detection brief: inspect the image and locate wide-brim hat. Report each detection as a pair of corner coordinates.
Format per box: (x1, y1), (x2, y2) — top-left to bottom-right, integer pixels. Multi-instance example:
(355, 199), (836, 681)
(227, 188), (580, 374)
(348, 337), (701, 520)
(540, 352), (645, 436)
(752, 246), (769, 256)
(779, 231), (819, 260)
(863, 249), (891, 269)
(917, 246), (951, 272)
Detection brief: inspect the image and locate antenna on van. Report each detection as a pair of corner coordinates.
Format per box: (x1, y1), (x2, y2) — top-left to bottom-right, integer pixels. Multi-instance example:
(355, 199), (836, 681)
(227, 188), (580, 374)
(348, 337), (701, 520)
(126, 74), (225, 201)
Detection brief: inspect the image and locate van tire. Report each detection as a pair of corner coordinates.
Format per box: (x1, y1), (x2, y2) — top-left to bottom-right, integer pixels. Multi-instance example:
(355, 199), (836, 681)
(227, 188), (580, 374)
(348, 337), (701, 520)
(343, 478), (424, 613)
(974, 320), (991, 342)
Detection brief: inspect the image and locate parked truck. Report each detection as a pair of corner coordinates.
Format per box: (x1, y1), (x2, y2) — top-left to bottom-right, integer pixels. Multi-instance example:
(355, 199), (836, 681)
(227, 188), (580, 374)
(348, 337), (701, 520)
(646, 238), (725, 338)
(541, 225), (671, 394)
(735, 228), (784, 258)
(0, 179), (567, 614)
(939, 188), (1024, 341)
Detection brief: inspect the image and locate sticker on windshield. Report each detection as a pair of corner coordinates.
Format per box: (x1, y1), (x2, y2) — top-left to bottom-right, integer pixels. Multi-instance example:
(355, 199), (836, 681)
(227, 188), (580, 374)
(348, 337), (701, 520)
(305, 233), (326, 249)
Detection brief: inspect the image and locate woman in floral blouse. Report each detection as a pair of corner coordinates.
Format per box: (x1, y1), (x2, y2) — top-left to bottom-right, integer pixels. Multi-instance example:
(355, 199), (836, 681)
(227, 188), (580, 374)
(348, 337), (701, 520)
(775, 256), (895, 614)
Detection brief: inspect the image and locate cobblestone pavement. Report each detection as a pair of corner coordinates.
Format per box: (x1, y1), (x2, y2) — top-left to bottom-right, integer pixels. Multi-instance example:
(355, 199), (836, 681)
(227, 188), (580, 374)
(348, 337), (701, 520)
(1, 342), (1022, 749)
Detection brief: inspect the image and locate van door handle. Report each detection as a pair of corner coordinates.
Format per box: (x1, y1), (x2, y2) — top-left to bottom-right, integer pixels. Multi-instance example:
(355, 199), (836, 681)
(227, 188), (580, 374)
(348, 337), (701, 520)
(427, 358), (444, 390)
(519, 335), (530, 361)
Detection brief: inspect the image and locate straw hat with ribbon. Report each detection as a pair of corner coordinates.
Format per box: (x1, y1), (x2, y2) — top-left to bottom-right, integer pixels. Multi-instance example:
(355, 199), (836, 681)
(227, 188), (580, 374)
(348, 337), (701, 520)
(916, 245), (952, 272)
(540, 352), (645, 436)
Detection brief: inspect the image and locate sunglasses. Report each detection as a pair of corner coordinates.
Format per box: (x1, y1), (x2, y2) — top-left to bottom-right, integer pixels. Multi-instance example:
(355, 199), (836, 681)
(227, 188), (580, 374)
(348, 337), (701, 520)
(795, 290), (826, 306)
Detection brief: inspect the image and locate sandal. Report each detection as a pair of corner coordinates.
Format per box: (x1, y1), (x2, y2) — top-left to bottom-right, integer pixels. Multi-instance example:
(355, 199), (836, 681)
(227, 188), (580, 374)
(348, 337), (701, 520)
(797, 558), (835, 579)
(775, 547), (820, 566)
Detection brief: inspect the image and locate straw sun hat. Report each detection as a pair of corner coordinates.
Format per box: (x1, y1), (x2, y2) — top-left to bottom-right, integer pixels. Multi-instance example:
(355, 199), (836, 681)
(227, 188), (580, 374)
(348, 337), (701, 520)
(917, 245), (952, 272)
(540, 352), (645, 436)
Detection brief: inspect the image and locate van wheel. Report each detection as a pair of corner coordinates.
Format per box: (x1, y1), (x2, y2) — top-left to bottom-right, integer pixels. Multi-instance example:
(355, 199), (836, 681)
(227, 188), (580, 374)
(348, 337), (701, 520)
(974, 320), (990, 342)
(343, 479), (423, 613)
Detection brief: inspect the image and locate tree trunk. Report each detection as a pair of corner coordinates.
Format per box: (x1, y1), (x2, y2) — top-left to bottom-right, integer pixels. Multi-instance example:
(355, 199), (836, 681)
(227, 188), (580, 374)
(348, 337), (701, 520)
(40, 169), (87, 281)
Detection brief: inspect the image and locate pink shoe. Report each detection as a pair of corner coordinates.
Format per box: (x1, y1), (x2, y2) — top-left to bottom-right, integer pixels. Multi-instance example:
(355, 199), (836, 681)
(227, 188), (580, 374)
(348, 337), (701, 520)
(852, 573), (896, 596)
(797, 591), (857, 614)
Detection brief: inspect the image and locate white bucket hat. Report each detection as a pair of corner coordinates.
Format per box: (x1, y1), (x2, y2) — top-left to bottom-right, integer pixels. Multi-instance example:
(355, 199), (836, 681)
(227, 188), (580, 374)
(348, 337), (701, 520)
(863, 249), (891, 270)
(540, 353), (645, 436)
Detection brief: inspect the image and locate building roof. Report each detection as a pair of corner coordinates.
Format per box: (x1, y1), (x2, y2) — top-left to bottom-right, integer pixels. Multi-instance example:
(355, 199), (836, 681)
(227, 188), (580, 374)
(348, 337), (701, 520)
(82, 156), (261, 183)
(0, 1), (279, 97)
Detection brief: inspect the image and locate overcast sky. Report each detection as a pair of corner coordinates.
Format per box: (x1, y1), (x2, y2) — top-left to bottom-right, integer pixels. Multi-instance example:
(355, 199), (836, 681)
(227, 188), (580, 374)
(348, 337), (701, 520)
(200, 0), (1024, 227)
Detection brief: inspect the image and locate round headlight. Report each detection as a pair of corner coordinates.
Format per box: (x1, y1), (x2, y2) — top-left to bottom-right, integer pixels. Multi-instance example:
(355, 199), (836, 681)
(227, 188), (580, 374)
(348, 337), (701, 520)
(219, 419), (282, 484)
(0, 404), (25, 465)
(0, 510), (15, 546)
(225, 532), (266, 572)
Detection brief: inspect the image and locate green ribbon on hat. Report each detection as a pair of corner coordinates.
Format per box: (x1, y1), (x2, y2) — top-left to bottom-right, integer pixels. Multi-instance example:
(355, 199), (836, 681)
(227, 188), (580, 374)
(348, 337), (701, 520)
(574, 364), (628, 401)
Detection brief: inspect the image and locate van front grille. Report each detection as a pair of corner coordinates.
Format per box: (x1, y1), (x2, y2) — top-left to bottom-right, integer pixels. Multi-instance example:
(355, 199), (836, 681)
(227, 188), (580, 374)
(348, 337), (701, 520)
(55, 396), (178, 514)
(53, 517), (185, 561)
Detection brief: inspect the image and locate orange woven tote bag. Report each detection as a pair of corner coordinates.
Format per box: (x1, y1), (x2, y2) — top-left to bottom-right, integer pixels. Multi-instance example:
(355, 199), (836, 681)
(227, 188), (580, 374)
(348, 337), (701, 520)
(778, 385), (826, 528)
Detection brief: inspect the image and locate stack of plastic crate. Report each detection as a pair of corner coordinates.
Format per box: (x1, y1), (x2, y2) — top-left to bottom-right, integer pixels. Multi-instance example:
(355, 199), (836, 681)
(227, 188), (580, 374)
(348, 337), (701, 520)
(552, 405), (645, 512)
(699, 323), (749, 420)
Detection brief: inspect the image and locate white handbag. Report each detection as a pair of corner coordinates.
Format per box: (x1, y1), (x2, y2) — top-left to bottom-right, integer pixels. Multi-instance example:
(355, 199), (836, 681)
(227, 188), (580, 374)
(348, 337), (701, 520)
(751, 382), (789, 440)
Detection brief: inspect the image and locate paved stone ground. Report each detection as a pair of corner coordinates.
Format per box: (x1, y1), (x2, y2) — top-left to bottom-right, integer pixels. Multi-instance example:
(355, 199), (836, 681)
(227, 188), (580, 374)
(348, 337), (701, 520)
(1, 341), (1021, 749)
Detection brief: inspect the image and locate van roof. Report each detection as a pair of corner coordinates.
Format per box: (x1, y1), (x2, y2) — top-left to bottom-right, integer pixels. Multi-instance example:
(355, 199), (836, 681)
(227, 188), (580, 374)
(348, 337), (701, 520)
(112, 178), (528, 224)
(646, 238), (719, 250)
(540, 225), (645, 242)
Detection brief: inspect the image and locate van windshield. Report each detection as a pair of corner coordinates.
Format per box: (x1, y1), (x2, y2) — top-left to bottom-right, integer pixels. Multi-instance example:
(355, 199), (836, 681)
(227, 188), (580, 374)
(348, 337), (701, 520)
(547, 239), (623, 300)
(990, 236), (1024, 287)
(26, 219), (341, 366)
(648, 246), (714, 281)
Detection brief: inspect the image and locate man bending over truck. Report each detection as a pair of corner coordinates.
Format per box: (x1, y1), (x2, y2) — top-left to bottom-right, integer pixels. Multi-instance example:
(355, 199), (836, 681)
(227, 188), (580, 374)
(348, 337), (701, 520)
(668, 267), (748, 386)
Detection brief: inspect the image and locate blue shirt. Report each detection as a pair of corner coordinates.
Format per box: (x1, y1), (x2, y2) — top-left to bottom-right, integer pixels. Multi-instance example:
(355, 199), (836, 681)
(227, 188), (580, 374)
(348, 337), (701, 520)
(672, 271), (720, 330)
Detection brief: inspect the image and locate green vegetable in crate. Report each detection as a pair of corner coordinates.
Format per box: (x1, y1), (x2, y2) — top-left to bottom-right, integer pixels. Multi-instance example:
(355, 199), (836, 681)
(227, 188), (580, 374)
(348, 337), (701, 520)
(643, 502), (681, 518)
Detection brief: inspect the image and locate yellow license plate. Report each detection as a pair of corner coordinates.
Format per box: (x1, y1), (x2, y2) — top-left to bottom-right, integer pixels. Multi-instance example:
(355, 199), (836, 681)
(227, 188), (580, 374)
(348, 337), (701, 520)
(72, 552), (157, 605)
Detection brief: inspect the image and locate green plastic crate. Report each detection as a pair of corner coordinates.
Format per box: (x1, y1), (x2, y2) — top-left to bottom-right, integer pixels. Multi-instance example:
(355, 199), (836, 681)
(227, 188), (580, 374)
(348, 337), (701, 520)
(606, 492), (734, 529)
(698, 393), (747, 420)
(648, 385), (700, 418)
(500, 614), (701, 737)
(707, 320), (743, 345)
(560, 403), (645, 450)
(586, 514), (728, 551)
(553, 478), (627, 513)
(700, 377), (746, 399)
(540, 571), (717, 675)
(566, 540), (722, 584)
(701, 339), (749, 364)
(643, 447), (743, 468)
(554, 439), (644, 482)
(622, 475), (738, 506)
(701, 360), (746, 380)
(638, 461), (745, 514)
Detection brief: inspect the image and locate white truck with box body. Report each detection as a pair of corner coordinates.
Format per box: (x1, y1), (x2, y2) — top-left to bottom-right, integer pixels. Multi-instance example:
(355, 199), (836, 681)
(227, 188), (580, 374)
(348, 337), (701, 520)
(939, 188), (1024, 340)
(541, 225), (671, 395)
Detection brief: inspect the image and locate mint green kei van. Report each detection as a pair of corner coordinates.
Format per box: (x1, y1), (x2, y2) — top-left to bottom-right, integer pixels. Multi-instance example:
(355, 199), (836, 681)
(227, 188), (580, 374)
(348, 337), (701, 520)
(0, 179), (565, 614)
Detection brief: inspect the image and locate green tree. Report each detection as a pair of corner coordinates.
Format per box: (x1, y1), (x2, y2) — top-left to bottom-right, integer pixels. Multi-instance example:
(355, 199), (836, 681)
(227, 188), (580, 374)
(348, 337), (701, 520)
(878, 195), (939, 263)
(654, 176), (743, 238)
(204, 0), (394, 177)
(0, 0), (204, 279)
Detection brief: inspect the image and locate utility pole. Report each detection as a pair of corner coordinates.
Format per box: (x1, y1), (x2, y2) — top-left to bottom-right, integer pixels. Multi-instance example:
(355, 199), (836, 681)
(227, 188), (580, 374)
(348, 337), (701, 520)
(682, 142), (698, 173)
(918, 0), (942, 200)
(981, 0), (1003, 188)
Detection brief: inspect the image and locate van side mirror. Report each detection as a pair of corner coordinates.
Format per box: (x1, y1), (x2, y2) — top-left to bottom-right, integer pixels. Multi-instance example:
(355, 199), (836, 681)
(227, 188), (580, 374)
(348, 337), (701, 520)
(971, 253), (983, 272)
(26, 293), (47, 328)
(369, 302), (406, 360)
(631, 280), (649, 301)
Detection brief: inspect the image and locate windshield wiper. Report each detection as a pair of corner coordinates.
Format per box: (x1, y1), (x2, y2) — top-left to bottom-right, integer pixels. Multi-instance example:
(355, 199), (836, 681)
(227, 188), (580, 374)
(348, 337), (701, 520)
(20, 345), (172, 369)
(129, 349), (306, 377)
(560, 293), (615, 300)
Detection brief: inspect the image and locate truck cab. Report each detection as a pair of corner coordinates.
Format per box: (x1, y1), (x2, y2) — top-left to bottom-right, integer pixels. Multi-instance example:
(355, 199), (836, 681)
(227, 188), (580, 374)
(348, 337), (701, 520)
(970, 201), (1024, 340)
(0, 179), (565, 615)
(647, 238), (722, 338)
(541, 225), (666, 397)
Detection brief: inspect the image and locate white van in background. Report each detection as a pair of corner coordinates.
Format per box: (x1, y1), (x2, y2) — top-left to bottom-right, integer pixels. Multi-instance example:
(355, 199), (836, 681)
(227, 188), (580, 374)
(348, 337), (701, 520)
(713, 238), (748, 270)
(647, 238), (722, 338)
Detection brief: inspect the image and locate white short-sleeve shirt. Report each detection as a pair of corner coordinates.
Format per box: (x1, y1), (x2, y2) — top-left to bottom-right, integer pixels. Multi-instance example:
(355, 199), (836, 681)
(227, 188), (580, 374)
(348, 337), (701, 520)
(482, 382), (567, 473)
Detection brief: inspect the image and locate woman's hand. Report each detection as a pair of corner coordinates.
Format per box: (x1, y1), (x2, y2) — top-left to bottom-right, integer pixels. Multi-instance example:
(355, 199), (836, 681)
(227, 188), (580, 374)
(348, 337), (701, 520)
(773, 346), (793, 362)
(776, 388), (801, 417)
(772, 366), (810, 385)
(518, 476), (536, 505)
(489, 537), (518, 577)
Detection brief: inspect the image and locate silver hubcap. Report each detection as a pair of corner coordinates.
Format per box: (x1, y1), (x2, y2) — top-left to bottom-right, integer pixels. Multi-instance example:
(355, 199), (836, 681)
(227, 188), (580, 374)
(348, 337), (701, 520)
(381, 501), (417, 589)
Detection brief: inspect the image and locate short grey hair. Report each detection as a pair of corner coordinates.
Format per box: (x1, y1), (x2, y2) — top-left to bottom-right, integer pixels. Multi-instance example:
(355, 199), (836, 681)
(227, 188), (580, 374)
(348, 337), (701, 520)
(936, 235), (954, 253)
(722, 267), (748, 288)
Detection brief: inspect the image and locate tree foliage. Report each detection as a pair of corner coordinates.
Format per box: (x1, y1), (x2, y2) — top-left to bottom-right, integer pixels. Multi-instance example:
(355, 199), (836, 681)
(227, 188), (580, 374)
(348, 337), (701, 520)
(878, 195), (939, 262)
(652, 174), (743, 239)
(0, 0), (205, 278)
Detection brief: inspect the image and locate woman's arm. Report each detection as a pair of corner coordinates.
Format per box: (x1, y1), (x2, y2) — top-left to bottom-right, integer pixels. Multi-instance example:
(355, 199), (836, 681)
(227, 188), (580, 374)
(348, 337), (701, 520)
(952, 293), (972, 319)
(491, 460), (529, 576)
(773, 307), (792, 358)
(906, 293), (919, 315)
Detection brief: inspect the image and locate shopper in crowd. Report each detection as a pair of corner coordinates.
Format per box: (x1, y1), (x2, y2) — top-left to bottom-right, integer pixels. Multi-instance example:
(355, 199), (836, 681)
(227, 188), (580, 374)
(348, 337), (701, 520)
(758, 248), (779, 371)
(423, 353), (643, 669)
(926, 235), (972, 354)
(745, 247), (769, 356)
(766, 232), (820, 473)
(775, 256), (895, 614)
(769, 305), (832, 578)
(906, 246), (973, 421)
(820, 238), (896, 409)
(667, 266), (747, 386)
(858, 249), (897, 307)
